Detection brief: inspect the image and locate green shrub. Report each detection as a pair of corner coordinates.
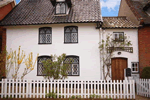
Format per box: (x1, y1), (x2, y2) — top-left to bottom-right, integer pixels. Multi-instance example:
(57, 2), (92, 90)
(45, 91), (57, 98)
(141, 67), (150, 79)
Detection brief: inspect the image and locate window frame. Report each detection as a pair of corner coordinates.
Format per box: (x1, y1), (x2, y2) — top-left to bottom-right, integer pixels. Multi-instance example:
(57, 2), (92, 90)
(64, 55), (80, 76)
(38, 27), (52, 44)
(64, 26), (78, 44)
(37, 55), (52, 76)
(131, 62), (139, 74)
(113, 32), (124, 42)
(55, 2), (67, 15)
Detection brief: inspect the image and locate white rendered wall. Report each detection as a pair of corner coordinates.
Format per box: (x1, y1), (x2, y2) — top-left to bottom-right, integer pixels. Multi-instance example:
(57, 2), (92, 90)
(102, 29), (139, 80)
(6, 23), (101, 80)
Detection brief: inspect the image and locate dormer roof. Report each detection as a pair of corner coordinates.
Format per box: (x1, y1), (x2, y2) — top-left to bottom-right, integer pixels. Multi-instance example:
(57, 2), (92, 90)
(50, 0), (72, 7)
(0, 0), (102, 26)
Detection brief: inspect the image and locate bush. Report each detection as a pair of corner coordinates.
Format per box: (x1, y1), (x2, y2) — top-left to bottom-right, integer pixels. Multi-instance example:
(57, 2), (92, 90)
(141, 67), (150, 79)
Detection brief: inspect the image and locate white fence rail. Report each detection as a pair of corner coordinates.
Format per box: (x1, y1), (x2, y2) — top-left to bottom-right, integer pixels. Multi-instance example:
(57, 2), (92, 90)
(136, 79), (150, 98)
(0, 79), (135, 99)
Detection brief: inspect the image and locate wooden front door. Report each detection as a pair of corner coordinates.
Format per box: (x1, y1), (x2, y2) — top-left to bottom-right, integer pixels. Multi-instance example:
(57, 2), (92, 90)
(111, 58), (127, 80)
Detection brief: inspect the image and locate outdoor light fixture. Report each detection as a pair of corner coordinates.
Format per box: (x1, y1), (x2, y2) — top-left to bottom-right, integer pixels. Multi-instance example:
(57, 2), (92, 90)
(118, 52), (121, 55)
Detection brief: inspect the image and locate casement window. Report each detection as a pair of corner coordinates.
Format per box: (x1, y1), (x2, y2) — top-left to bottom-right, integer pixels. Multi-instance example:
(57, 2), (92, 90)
(113, 32), (124, 42)
(0, 35), (2, 53)
(64, 56), (79, 76)
(39, 27), (52, 44)
(64, 26), (78, 43)
(37, 56), (51, 76)
(56, 2), (66, 14)
(131, 62), (139, 73)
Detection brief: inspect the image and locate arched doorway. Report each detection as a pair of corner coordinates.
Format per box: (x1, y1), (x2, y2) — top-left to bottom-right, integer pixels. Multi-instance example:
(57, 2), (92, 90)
(111, 58), (127, 80)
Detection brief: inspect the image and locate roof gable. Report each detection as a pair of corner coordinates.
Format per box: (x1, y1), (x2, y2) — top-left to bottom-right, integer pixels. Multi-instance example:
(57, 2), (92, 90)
(126, 0), (150, 24)
(0, 0), (102, 26)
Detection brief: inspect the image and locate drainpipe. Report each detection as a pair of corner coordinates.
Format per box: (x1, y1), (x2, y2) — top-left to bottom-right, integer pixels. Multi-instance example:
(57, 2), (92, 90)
(98, 22), (103, 80)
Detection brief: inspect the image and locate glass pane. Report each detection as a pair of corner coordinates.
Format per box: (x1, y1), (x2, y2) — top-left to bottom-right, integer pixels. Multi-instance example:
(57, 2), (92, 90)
(46, 34), (51, 43)
(71, 33), (77, 42)
(72, 28), (77, 32)
(72, 64), (78, 75)
(119, 33), (123, 41)
(46, 29), (51, 34)
(40, 34), (46, 43)
(65, 33), (71, 42)
(65, 28), (70, 32)
(56, 4), (60, 14)
(40, 29), (45, 34)
(115, 34), (118, 40)
(60, 3), (65, 14)
(67, 65), (72, 75)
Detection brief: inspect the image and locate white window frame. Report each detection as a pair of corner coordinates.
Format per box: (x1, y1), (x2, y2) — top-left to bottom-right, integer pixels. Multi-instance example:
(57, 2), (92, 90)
(131, 62), (139, 73)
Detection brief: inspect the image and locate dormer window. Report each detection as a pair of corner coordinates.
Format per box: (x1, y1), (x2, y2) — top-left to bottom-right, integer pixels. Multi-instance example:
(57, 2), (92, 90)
(56, 2), (66, 14)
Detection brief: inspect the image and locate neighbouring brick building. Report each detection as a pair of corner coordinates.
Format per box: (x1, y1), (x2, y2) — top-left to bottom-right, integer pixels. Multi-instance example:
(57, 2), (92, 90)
(0, 0), (16, 78)
(119, 0), (150, 77)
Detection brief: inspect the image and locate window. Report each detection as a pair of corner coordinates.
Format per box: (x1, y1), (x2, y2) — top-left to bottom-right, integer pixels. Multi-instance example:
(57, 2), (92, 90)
(64, 26), (78, 43)
(56, 2), (66, 14)
(113, 32), (124, 42)
(37, 56), (51, 76)
(131, 62), (139, 73)
(64, 56), (79, 76)
(39, 27), (52, 44)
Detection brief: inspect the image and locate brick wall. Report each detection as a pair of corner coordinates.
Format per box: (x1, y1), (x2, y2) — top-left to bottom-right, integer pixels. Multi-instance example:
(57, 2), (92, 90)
(138, 26), (150, 76)
(0, 27), (6, 78)
(0, 3), (13, 20)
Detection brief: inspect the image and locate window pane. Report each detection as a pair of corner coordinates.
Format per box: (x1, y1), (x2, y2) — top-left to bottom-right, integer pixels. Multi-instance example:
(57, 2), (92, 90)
(72, 28), (77, 32)
(40, 29), (45, 34)
(40, 34), (46, 43)
(65, 28), (70, 32)
(71, 33), (77, 42)
(56, 4), (60, 14)
(72, 64), (78, 75)
(60, 3), (65, 14)
(65, 33), (71, 42)
(46, 29), (51, 34)
(46, 34), (52, 43)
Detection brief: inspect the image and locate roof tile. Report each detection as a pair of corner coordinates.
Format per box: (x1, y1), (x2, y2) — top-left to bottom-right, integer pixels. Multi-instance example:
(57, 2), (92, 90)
(102, 16), (138, 29)
(0, 0), (102, 26)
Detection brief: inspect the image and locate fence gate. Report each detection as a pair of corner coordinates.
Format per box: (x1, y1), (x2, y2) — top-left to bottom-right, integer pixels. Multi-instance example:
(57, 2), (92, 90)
(136, 79), (150, 98)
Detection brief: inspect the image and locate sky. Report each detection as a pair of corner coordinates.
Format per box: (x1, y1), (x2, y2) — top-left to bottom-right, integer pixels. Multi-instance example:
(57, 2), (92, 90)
(15, 0), (121, 17)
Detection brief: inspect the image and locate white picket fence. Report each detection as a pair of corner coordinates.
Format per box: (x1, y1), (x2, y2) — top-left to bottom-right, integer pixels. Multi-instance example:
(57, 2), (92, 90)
(136, 79), (150, 98)
(0, 79), (135, 99)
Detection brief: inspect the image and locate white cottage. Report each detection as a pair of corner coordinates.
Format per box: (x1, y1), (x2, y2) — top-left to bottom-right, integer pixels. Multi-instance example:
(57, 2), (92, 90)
(0, 0), (139, 80)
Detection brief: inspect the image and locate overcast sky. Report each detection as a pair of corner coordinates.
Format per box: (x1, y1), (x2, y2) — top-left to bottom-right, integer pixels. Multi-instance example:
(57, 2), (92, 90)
(15, 0), (121, 17)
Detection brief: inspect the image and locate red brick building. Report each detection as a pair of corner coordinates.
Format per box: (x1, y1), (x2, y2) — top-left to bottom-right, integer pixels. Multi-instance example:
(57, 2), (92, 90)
(119, 0), (150, 77)
(0, 0), (16, 78)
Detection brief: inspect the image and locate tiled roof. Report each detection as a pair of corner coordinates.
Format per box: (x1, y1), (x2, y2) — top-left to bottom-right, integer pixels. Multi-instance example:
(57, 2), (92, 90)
(102, 16), (138, 29)
(126, 0), (150, 24)
(0, 0), (102, 26)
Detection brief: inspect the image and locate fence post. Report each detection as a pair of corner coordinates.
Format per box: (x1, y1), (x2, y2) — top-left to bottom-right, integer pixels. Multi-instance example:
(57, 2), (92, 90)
(81, 80), (83, 98)
(1, 79), (4, 98)
(133, 80), (135, 99)
(4, 79), (7, 98)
